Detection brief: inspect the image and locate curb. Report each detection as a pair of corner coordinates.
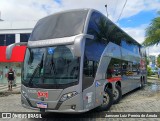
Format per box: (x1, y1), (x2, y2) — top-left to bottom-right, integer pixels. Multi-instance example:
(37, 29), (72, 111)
(0, 84), (21, 93)
(147, 77), (159, 80)
(0, 91), (21, 97)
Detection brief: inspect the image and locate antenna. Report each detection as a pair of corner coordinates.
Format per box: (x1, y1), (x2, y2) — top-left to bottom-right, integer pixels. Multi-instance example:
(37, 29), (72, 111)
(105, 4), (109, 18)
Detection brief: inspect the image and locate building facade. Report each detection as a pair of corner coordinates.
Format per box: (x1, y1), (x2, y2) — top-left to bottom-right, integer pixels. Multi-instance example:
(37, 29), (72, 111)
(0, 20), (37, 84)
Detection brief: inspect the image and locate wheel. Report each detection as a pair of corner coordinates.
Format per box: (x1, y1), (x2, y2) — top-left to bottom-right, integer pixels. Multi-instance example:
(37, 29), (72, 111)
(97, 88), (113, 111)
(113, 85), (122, 104)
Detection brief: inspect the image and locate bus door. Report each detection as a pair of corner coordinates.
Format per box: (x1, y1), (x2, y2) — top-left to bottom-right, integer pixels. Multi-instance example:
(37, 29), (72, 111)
(82, 60), (97, 110)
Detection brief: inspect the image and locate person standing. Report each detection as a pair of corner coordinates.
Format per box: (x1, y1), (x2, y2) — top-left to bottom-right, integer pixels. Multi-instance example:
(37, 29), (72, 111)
(158, 67), (160, 78)
(7, 68), (15, 91)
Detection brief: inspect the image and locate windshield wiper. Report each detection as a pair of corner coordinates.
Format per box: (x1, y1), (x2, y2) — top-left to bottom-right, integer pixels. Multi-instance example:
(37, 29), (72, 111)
(28, 54), (44, 87)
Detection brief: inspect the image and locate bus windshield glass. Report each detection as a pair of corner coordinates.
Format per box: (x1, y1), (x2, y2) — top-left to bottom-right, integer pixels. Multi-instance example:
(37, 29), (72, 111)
(29, 10), (88, 41)
(23, 45), (80, 89)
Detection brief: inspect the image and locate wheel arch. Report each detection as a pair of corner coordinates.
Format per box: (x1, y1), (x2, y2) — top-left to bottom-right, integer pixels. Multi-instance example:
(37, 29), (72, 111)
(115, 81), (121, 87)
(104, 82), (113, 91)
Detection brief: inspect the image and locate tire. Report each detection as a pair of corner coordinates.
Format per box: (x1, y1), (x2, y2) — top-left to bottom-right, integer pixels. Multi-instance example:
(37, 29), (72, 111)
(113, 85), (122, 104)
(97, 88), (113, 111)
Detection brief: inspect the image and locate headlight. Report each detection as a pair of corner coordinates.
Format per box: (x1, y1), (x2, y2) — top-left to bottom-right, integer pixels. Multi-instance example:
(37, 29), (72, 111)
(60, 92), (78, 102)
(21, 90), (28, 97)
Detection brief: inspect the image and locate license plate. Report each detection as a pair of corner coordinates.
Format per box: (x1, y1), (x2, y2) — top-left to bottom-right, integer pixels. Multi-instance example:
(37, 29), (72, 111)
(36, 102), (47, 108)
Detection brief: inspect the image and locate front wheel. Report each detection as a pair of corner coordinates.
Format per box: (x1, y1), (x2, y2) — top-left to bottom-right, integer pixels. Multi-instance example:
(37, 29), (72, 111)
(98, 88), (113, 111)
(113, 85), (122, 104)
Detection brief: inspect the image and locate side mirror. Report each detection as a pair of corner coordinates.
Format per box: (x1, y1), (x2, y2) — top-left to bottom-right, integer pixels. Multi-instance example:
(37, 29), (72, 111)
(74, 34), (94, 57)
(6, 42), (28, 60)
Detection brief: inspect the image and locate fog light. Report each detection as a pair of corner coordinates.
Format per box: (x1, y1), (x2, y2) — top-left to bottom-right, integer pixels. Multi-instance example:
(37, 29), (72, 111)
(71, 105), (76, 110)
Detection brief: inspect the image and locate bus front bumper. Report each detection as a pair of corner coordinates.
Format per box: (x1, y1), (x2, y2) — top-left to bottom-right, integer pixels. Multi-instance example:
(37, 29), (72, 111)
(21, 93), (89, 113)
(22, 103), (89, 113)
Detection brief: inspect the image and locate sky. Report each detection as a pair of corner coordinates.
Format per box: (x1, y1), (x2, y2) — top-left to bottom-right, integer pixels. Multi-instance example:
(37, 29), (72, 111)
(0, 0), (160, 56)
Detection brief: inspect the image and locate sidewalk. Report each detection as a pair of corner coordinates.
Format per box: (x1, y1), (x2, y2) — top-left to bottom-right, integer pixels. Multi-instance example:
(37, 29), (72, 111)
(147, 74), (160, 81)
(147, 74), (160, 80)
(0, 83), (21, 93)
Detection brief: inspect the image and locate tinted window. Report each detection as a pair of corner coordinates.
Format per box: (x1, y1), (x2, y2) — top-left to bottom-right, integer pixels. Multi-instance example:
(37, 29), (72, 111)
(44, 46), (79, 80)
(87, 12), (122, 46)
(83, 57), (98, 90)
(83, 60), (98, 77)
(23, 45), (80, 89)
(109, 27), (124, 46)
(87, 12), (109, 45)
(29, 10), (89, 41)
(107, 58), (122, 79)
(121, 40), (140, 54)
(85, 38), (106, 62)
(86, 12), (107, 61)
(121, 60), (140, 76)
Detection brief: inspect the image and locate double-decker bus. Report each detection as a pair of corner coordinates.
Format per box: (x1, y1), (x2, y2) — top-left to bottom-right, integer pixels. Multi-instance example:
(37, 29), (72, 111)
(6, 9), (147, 113)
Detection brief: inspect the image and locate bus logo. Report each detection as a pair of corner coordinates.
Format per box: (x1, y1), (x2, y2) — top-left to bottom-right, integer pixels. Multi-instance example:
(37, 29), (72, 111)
(37, 91), (48, 99)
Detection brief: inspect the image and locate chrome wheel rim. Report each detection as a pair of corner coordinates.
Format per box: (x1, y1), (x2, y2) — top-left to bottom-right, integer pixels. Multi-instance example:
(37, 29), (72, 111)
(113, 88), (119, 100)
(103, 92), (109, 105)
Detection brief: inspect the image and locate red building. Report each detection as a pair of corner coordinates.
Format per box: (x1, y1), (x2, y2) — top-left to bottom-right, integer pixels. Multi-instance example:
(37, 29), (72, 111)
(0, 20), (36, 84)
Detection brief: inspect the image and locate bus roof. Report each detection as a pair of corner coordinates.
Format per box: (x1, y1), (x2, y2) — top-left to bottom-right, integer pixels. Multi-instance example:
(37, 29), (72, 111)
(29, 8), (142, 47)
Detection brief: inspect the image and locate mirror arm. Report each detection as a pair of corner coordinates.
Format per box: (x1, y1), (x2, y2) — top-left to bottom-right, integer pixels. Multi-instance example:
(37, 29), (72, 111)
(6, 42), (27, 60)
(74, 34), (94, 57)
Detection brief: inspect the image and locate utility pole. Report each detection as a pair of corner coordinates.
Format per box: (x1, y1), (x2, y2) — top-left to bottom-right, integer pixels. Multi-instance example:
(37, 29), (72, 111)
(105, 4), (109, 18)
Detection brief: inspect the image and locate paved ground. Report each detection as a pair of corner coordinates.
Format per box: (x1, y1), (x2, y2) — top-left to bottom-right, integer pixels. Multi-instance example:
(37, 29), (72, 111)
(0, 79), (160, 121)
(0, 84), (21, 92)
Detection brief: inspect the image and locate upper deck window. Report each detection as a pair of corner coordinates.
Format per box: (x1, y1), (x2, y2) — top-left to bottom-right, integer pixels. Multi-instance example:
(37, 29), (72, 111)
(29, 10), (89, 41)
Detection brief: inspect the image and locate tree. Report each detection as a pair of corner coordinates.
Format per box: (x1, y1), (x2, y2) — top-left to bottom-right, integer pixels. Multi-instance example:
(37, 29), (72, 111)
(147, 66), (152, 76)
(147, 58), (150, 65)
(143, 11), (160, 46)
(157, 54), (160, 67)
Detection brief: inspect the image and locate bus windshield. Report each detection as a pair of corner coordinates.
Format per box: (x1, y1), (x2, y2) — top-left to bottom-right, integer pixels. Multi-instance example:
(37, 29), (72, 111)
(22, 45), (80, 89)
(29, 10), (88, 41)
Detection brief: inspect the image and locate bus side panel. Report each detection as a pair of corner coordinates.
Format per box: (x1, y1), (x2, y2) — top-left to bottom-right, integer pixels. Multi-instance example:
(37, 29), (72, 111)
(82, 84), (95, 110)
(121, 45), (142, 94)
(94, 80), (105, 107)
(94, 56), (111, 107)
